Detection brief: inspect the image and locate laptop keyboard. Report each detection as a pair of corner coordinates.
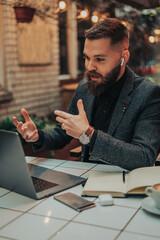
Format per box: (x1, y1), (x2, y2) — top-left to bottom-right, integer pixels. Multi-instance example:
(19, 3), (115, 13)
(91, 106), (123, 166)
(31, 177), (58, 193)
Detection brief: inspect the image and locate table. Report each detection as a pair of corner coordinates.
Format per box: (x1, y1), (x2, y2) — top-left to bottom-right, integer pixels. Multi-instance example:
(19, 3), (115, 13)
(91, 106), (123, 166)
(0, 157), (160, 240)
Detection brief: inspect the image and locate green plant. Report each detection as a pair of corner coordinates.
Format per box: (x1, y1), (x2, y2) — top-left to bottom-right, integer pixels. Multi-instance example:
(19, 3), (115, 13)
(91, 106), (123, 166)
(0, 117), (16, 132)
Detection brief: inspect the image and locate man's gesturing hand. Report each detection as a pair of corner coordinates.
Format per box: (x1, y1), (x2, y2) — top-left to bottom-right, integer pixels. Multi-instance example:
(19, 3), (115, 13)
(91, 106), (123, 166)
(12, 108), (39, 142)
(54, 99), (89, 139)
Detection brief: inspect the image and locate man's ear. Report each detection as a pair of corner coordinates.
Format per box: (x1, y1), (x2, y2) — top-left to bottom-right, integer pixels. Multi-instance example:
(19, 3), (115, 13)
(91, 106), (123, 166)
(122, 49), (130, 65)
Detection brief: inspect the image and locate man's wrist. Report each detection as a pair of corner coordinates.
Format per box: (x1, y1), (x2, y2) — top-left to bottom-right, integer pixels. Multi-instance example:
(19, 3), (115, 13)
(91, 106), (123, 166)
(33, 129), (44, 146)
(85, 126), (94, 140)
(79, 126), (94, 145)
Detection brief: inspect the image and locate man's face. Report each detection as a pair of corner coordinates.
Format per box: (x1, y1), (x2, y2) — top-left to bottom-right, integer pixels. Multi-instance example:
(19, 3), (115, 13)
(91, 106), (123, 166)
(83, 38), (122, 95)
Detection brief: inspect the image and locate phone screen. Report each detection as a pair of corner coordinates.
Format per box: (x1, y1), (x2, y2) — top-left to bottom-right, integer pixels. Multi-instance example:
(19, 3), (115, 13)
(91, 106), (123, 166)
(54, 192), (96, 211)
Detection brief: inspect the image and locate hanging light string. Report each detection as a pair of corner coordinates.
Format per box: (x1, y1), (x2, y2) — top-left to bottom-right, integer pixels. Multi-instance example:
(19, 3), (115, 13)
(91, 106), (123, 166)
(56, 0), (100, 23)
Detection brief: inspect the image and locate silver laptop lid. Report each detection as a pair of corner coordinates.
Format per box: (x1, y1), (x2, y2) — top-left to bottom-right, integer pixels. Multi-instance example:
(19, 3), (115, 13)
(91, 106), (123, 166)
(0, 129), (37, 199)
(0, 130), (86, 199)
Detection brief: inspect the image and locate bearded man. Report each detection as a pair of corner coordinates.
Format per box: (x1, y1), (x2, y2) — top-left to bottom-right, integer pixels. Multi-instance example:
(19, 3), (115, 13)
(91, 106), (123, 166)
(13, 18), (160, 171)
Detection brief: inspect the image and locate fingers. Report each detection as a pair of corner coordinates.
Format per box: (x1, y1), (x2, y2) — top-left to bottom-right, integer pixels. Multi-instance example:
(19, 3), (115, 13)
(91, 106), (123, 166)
(21, 126), (28, 139)
(55, 100), (85, 120)
(21, 108), (31, 122)
(13, 116), (26, 137)
(13, 108), (31, 127)
(25, 129), (39, 142)
(13, 109), (38, 142)
(61, 123), (67, 130)
(54, 110), (71, 119)
(77, 99), (85, 116)
(16, 122), (24, 135)
(12, 116), (19, 127)
(56, 116), (68, 125)
(55, 110), (72, 126)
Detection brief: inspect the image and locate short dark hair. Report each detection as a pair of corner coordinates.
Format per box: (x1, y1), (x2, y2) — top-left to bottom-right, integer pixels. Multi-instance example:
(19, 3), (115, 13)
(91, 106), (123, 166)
(84, 18), (129, 46)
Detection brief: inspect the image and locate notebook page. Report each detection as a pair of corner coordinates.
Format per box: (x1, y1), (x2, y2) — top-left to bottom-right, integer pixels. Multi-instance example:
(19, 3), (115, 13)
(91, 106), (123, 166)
(126, 166), (160, 192)
(83, 171), (127, 194)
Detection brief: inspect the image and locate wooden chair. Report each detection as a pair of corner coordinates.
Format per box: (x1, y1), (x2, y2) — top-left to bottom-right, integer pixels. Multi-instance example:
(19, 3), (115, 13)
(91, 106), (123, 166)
(70, 145), (82, 158)
(156, 153), (160, 166)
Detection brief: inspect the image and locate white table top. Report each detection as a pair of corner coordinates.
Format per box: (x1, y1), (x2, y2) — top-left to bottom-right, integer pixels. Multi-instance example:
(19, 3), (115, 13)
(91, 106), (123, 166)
(0, 157), (160, 240)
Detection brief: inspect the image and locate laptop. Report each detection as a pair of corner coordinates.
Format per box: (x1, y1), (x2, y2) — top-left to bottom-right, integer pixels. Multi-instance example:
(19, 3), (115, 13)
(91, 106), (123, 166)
(0, 130), (85, 199)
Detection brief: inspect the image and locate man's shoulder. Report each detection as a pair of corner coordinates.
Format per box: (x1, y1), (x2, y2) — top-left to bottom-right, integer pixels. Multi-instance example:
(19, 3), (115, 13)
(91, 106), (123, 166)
(126, 66), (160, 92)
(132, 76), (160, 104)
(135, 75), (160, 92)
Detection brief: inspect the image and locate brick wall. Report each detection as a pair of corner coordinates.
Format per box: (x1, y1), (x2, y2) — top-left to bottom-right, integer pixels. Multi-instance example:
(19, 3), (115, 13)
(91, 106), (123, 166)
(0, 0), (62, 120)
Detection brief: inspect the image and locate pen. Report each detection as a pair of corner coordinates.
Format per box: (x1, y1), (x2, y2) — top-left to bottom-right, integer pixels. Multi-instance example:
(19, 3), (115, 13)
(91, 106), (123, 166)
(123, 171), (125, 183)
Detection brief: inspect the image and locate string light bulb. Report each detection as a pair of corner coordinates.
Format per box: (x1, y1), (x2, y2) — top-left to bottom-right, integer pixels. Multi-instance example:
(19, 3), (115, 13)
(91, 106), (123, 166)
(80, 9), (88, 18)
(55, 0), (66, 13)
(154, 29), (160, 35)
(59, 1), (66, 10)
(91, 14), (98, 23)
(149, 36), (155, 43)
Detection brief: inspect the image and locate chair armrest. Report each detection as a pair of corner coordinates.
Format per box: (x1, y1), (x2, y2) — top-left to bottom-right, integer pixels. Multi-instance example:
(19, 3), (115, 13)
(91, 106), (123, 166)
(70, 146), (82, 157)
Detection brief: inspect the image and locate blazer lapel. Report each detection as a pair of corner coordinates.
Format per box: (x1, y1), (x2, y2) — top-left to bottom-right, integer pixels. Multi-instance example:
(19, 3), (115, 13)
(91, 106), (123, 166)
(107, 66), (135, 136)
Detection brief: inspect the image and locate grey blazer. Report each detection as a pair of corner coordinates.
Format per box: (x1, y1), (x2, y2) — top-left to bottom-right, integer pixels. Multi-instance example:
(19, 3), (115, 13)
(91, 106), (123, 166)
(34, 66), (160, 170)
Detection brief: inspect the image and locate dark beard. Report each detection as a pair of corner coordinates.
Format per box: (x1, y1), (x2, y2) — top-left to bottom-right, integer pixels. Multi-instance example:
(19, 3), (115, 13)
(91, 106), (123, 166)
(86, 63), (121, 96)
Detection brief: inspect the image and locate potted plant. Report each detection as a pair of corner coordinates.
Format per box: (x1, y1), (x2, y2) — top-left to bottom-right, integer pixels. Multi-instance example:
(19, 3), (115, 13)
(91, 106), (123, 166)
(13, 0), (46, 23)
(0, 0), (62, 23)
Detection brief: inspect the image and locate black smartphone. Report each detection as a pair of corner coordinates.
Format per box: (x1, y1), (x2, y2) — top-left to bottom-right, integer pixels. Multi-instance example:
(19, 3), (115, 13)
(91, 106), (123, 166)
(54, 192), (96, 212)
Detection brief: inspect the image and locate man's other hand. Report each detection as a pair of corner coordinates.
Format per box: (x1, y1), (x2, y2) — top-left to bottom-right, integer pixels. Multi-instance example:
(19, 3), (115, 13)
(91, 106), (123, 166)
(12, 108), (39, 142)
(54, 99), (89, 139)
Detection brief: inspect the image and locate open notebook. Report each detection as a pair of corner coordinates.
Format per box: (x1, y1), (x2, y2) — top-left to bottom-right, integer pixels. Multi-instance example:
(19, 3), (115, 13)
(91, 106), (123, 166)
(82, 166), (160, 197)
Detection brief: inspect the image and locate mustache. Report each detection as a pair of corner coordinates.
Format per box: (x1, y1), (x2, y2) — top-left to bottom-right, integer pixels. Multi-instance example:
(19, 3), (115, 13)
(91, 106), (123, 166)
(85, 70), (103, 80)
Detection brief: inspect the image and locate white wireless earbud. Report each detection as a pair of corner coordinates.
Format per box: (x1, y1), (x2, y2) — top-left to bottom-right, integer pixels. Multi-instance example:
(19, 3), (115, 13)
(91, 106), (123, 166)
(121, 58), (124, 66)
